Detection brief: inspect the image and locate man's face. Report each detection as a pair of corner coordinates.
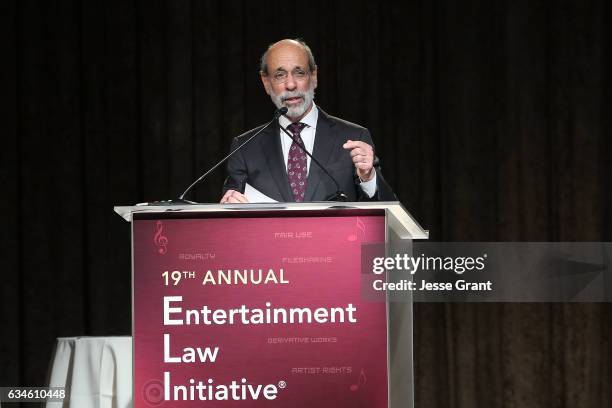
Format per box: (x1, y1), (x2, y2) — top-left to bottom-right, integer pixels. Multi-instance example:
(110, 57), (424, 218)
(261, 42), (318, 120)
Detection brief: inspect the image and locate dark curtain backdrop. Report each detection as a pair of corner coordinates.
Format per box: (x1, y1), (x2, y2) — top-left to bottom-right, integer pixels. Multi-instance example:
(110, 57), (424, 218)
(1, 0), (611, 407)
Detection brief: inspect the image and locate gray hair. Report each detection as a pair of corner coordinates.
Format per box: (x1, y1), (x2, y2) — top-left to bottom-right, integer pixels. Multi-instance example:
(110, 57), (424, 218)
(259, 39), (317, 75)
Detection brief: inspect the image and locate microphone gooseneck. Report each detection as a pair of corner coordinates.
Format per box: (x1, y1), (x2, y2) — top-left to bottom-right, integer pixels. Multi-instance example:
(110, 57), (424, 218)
(176, 107), (288, 202)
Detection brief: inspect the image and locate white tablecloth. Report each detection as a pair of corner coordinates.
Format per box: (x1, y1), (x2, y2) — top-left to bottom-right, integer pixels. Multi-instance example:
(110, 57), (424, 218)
(46, 336), (132, 408)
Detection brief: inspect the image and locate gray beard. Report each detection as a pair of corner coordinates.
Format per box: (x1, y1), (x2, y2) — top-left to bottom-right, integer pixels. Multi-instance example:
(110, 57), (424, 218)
(270, 84), (315, 119)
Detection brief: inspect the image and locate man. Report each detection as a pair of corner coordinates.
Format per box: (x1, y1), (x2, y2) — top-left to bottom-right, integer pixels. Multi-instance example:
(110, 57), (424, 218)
(221, 39), (395, 203)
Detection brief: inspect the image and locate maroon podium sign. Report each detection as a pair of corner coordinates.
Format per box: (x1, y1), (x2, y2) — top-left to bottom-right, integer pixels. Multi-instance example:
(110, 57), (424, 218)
(131, 209), (388, 407)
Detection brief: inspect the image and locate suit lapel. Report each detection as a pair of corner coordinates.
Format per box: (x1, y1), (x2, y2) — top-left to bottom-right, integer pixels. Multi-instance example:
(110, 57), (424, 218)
(259, 122), (294, 202)
(304, 109), (338, 201)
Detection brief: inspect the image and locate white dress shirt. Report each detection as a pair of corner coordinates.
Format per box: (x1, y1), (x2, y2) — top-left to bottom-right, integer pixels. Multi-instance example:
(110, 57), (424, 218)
(277, 103), (377, 198)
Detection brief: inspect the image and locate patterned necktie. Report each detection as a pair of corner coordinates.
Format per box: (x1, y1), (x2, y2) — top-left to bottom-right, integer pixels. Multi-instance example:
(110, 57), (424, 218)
(286, 122), (308, 202)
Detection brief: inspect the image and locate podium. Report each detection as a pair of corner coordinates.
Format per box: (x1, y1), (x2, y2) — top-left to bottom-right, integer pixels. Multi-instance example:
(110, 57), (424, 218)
(115, 201), (427, 408)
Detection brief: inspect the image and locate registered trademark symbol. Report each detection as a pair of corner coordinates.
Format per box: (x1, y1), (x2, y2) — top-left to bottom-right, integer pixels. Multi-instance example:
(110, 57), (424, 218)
(278, 381), (287, 389)
(484, 254), (487, 258)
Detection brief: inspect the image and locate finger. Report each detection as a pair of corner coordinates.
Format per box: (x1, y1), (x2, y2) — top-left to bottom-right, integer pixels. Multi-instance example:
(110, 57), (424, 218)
(220, 190), (234, 203)
(355, 161), (373, 170)
(343, 140), (365, 150)
(351, 150), (373, 161)
(347, 143), (373, 155)
(349, 148), (365, 157)
(225, 190), (249, 203)
(345, 140), (372, 152)
(352, 152), (372, 163)
(234, 193), (249, 203)
(351, 155), (366, 165)
(354, 162), (373, 172)
(226, 192), (248, 203)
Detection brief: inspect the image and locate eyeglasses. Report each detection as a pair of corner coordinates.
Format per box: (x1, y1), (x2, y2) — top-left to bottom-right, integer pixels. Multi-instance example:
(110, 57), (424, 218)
(269, 68), (310, 84)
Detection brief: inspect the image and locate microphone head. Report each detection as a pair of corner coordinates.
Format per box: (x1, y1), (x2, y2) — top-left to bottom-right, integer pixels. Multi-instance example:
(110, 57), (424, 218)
(274, 107), (288, 118)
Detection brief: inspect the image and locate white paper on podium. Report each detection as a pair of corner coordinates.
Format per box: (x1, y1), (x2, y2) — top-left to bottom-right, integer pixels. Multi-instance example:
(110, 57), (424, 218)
(244, 183), (278, 203)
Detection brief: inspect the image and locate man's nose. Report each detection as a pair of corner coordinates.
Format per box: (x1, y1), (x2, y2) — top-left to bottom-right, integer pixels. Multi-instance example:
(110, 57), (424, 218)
(284, 74), (297, 90)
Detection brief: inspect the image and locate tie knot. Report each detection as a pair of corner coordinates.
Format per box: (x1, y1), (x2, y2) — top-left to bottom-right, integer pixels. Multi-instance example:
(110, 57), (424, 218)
(287, 122), (307, 136)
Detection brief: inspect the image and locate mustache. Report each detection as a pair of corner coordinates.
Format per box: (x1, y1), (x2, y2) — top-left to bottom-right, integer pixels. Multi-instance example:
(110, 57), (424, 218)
(280, 91), (305, 102)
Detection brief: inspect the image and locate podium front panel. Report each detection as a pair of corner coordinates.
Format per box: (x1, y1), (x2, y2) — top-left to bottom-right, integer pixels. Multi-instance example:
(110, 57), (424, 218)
(132, 209), (389, 407)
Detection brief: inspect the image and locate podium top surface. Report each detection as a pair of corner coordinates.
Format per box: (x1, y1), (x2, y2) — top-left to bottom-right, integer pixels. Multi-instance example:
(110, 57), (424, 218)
(114, 201), (428, 239)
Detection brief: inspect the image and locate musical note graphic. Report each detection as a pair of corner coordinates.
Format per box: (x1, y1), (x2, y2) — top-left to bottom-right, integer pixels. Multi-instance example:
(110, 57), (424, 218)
(356, 217), (366, 238)
(347, 217), (367, 242)
(349, 368), (367, 391)
(153, 221), (168, 255)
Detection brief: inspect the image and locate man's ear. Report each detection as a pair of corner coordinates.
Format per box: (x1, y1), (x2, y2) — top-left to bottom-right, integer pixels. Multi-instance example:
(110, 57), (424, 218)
(260, 74), (272, 95)
(311, 68), (318, 89)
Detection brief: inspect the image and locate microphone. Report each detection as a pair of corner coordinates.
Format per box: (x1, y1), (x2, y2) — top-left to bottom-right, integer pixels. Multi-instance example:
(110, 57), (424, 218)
(176, 107), (288, 202)
(279, 124), (348, 202)
(142, 107), (288, 205)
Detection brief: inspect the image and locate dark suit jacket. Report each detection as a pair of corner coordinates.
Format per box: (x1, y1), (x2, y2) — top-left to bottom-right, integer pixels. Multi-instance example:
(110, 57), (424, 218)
(222, 108), (396, 202)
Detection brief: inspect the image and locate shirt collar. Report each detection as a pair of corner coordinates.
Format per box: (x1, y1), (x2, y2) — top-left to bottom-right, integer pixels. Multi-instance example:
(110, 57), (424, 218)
(278, 102), (318, 129)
